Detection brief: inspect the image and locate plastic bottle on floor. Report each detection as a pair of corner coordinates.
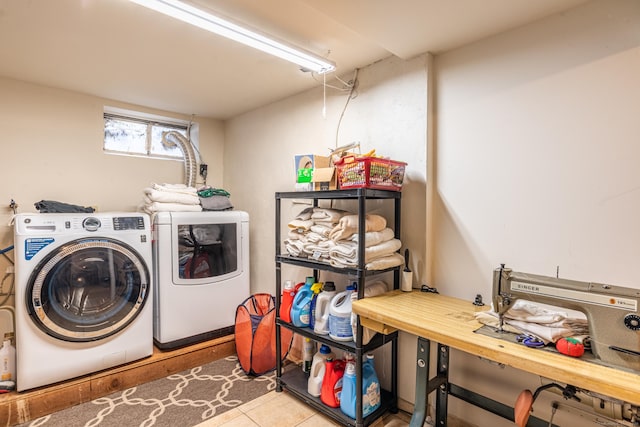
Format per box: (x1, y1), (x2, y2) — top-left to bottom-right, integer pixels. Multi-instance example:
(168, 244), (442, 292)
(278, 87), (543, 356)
(307, 344), (334, 397)
(313, 281), (336, 335)
(0, 332), (16, 382)
(329, 283), (356, 341)
(291, 276), (314, 327)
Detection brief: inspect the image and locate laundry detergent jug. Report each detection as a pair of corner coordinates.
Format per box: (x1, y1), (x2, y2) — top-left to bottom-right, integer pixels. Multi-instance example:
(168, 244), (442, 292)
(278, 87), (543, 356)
(339, 356), (357, 419)
(307, 344), (334, 397)
(340, 353), (381, 419)
(290, 276), (314, 327)
(362, 354), (381, 416)
(279, 280), (296, 323)
(313, 281), (336, 335)
(320, 358), (345, 408)
(329, 283), (356, 341)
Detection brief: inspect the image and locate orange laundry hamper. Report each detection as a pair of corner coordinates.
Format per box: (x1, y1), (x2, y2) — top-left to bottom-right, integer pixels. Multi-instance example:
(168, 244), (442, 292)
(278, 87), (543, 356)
(235, 293), (293, 375)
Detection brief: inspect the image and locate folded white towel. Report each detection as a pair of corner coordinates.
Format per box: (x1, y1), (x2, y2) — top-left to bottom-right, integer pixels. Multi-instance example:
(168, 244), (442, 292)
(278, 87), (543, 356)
(329, 238), (402, 266)
(143, 189), (200, 205)
(295, 207), (314, 220)
(329, 214), (387, 241)
(365, 253), (405, 270)
(305, 231), (327, 244)
(144, 201), (202, 214)
(350, 228), (395, 247)
(311, 208), (348, 223)
(310, 224), (333, 237)
(288, 219), (314, 231)
(152, 183), (198, 195)
(504, 300), (588, 326)
(284, 238), (307, 258)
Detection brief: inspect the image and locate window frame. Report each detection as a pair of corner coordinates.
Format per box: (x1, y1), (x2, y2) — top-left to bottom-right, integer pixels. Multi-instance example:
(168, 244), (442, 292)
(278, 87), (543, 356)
(103, 107), (197, 161)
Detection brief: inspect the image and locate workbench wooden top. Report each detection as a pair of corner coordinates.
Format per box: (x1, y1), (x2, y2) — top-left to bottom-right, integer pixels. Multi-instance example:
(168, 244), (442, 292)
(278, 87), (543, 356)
(352, 290), (640, 406)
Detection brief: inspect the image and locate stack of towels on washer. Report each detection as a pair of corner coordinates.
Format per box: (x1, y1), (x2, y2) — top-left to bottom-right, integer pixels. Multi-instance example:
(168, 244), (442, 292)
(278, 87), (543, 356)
(141, 183), (202, 214)
(284, 207), (404, 270)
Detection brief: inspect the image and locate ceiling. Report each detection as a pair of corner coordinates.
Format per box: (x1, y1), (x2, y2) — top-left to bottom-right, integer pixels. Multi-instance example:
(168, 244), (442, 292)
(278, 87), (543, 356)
(0, 0), (588, 120)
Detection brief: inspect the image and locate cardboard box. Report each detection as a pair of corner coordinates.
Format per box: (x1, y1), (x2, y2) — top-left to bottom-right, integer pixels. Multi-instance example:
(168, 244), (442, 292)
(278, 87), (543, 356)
(295, 154), (330, 183)
(312, 167), (336, 191)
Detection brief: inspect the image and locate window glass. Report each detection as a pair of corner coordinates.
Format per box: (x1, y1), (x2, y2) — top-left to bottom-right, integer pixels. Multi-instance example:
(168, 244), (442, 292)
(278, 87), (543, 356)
(150, 124), (188, 158)
(103, 112), (189, 160)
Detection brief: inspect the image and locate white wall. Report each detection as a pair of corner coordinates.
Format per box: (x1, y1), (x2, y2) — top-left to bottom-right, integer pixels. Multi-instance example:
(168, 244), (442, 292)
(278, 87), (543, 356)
(0, 77), (225, 305)
(434, 0), (640, 425)
(224, 54), (429, 404)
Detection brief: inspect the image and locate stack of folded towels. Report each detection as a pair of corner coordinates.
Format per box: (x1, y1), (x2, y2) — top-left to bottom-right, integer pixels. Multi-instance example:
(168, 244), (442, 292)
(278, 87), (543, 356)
(284, 207), (404, 270)
(141, 183), (203, 214)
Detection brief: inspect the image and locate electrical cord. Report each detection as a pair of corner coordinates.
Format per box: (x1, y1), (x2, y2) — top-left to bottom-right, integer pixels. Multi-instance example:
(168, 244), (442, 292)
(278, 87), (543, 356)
(335, 68), (359, 148)
(547, 402), (558, 426)
(311, 72), (354, 92)
(0, 245), (15, 306)
(0, 272), (14, 307)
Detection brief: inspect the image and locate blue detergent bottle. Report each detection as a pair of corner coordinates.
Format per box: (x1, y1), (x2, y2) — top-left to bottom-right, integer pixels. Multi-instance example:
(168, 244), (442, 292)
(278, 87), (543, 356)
(340, 353), (381, 419)
(362, 354), (381, 416)
(339, 354), (357, 419)
(291, 276), (315, 327)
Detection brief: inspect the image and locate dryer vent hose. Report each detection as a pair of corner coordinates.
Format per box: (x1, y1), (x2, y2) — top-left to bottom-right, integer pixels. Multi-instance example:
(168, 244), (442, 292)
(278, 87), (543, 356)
(161, 131), (198, 188)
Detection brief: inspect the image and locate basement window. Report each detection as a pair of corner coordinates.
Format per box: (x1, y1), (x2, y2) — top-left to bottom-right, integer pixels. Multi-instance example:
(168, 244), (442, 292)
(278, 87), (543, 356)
(103, 108), (194, 160)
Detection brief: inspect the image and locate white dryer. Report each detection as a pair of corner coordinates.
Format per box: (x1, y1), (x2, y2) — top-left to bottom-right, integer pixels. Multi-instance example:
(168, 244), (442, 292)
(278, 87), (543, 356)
(13, 213), (153, 392)
(152, 211), (250, 349)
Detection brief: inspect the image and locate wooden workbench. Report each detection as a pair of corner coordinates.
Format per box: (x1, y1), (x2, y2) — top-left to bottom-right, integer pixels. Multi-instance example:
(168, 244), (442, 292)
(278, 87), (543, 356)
(352, 290), (640, 426)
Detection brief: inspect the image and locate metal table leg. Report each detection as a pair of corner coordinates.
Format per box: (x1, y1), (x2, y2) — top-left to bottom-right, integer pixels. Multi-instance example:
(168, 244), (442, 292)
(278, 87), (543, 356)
(410, 337), (430, 426)
(435, 344), (449, 426)
(410, 338), (450, 427)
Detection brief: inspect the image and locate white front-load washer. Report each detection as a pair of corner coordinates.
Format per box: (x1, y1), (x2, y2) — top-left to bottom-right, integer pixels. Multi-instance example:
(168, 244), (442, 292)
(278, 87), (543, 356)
(13, 212), (153, 392)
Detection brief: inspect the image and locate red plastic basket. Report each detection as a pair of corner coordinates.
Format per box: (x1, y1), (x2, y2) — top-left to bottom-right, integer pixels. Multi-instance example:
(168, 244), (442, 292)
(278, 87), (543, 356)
(336, 156), (407, 191)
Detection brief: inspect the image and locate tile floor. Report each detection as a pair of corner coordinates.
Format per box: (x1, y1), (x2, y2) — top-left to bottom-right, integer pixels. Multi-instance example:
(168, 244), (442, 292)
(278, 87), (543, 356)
(195, 390), (416, 427)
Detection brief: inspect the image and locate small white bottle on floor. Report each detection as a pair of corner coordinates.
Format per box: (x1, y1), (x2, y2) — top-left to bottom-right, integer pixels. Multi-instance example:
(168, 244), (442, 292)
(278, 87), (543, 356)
(1, 332), (16, 382)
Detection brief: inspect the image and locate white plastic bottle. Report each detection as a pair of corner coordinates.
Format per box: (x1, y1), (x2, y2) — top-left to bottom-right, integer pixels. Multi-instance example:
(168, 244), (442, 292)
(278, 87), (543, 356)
(307, 344), (334, 396)
(329, 283), (356, 342)
(0, 332), (16, 382)
(313, 281), (337, 335)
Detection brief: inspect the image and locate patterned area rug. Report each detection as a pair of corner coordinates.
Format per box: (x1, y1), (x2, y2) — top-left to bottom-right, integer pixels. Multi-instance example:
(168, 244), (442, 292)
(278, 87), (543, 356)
(17, 355), (279, 427)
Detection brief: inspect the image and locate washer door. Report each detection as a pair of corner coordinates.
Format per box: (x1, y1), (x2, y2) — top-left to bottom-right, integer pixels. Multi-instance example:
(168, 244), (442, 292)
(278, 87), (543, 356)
(26, 237), (149, 342)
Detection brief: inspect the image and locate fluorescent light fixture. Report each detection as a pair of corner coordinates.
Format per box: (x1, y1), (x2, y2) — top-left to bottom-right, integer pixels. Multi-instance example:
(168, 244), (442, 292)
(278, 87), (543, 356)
(129, 0), (336, 74)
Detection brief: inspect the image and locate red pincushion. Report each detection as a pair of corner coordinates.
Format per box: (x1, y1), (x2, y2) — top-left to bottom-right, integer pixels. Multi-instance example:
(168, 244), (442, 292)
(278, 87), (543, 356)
(556, 337), (585, 357)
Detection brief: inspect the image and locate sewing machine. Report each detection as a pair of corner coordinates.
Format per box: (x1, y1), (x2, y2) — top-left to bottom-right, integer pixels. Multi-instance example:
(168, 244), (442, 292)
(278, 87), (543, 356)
(493, 264), (640, 372)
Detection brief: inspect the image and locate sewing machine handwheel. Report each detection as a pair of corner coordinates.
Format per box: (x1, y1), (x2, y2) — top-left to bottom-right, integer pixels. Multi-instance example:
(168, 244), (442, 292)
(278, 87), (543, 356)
(624, 314), (640, 331)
